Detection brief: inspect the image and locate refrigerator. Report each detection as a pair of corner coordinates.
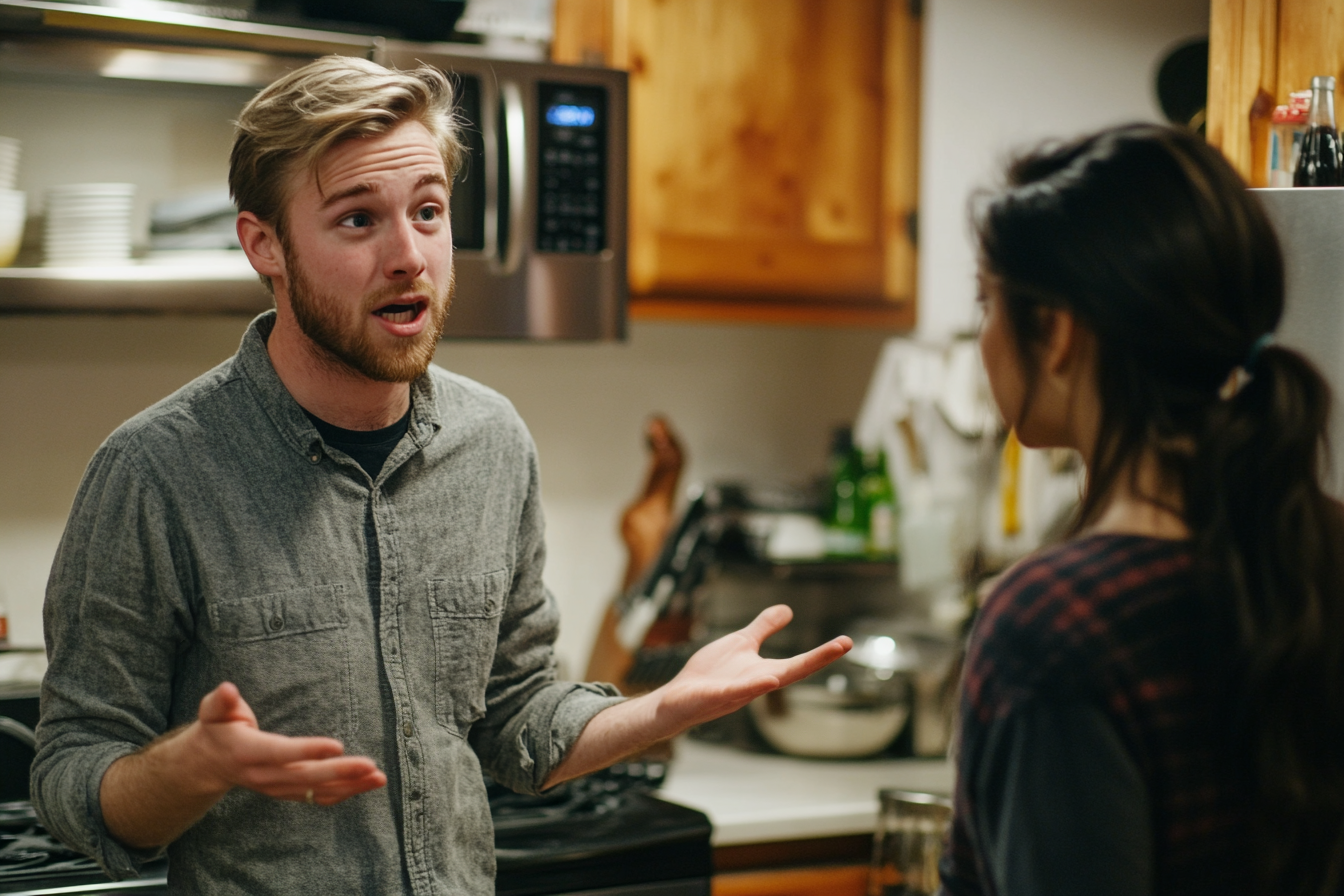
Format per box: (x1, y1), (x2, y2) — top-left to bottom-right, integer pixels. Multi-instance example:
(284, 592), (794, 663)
(1253, 187), (1344, 497)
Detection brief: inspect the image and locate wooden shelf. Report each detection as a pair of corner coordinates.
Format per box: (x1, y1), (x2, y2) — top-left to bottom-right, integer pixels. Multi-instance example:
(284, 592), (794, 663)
(630, 294), (914, 330)
(0, 262), (269, 314)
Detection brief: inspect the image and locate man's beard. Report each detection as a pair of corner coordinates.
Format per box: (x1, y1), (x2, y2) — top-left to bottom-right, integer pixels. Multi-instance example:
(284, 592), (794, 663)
(284, 244), (453, 384)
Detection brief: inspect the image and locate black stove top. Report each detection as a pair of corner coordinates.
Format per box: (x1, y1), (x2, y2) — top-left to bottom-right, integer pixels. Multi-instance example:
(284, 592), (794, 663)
(0, 764), (711, 896)
(0, 801), (169, 894)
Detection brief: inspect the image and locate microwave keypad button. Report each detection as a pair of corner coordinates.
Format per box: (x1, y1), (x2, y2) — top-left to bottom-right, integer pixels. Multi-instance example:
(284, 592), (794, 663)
(538, 82), (607, 254)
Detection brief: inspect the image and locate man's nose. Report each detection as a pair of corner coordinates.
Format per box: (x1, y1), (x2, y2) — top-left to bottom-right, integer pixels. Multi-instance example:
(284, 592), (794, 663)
(385, 217), (427, 279)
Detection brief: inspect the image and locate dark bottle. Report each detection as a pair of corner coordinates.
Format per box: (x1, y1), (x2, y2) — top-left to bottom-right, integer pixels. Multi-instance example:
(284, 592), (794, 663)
(1294, 76), (1343, 187)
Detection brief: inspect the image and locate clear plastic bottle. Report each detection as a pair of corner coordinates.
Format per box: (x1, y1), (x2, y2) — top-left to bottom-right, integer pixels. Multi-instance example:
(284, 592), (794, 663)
(1294, 76), (1343, 187)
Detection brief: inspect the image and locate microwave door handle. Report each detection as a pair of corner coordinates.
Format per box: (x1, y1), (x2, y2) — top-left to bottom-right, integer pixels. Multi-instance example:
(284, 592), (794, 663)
(479, 75), (500, 261)
(495, 79), (527, 276)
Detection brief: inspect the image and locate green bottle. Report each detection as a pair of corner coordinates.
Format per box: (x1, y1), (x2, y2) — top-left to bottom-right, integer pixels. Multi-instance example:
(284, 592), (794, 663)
(824, 427), (867, 557)
(859, 448), (898, 559)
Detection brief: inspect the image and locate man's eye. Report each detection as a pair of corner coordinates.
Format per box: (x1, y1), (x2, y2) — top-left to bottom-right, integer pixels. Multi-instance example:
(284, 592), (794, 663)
(340, 212), (372, 228)
(416, 206), (439, 222)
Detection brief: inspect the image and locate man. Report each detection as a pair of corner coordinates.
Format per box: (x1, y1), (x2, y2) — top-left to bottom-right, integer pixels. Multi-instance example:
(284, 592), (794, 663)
(31, 56), (849, 894)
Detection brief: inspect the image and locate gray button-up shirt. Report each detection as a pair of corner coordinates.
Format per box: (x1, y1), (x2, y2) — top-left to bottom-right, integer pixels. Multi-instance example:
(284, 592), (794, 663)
(32, 312), (623, 895)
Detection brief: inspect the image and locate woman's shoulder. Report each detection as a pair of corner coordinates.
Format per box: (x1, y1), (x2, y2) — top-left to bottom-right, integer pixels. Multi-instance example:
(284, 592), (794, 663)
(966, 534), (1195, 697)
(985, 533), (1193, 621)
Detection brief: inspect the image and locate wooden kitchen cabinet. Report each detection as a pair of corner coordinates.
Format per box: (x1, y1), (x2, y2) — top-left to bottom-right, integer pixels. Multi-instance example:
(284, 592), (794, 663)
(713, 865), (869, 896)
(1208, 0), (1344, 184)
(711, 835), (872, 896)
(553, 0), (920, 329)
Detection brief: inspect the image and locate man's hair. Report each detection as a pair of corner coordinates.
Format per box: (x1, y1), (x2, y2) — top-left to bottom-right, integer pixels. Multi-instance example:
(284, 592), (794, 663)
(229, 55), (465, 243)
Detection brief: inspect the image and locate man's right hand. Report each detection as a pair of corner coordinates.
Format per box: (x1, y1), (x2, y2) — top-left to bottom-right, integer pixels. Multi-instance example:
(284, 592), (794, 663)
(101, 682), (387, 850)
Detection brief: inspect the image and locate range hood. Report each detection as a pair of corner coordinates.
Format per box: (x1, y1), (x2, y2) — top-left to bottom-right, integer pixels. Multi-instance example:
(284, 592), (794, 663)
(0, 0), (629, 341)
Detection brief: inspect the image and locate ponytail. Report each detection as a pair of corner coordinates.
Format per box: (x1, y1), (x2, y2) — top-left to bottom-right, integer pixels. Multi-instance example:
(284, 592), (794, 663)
(1188, 346), (1344, 896)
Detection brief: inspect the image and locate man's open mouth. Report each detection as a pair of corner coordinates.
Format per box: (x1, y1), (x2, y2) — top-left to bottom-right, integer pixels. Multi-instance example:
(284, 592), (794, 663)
(373, 301), (425, 324)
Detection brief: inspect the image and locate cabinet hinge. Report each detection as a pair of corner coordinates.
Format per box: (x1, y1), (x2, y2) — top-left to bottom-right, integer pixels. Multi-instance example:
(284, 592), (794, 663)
(906, 210), (919, 246)
(908, 0), (924, 20)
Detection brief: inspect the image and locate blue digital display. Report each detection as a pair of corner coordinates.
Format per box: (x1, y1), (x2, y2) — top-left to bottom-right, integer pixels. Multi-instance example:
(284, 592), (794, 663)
(546, 104), (597, 128)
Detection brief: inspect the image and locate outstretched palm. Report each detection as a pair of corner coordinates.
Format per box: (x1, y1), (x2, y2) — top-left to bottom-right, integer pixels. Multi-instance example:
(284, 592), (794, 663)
(656, 605), (851, 732)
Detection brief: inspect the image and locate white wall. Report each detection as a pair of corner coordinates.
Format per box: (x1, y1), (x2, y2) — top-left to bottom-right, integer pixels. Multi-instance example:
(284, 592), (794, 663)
(917, 0), (1210, 341)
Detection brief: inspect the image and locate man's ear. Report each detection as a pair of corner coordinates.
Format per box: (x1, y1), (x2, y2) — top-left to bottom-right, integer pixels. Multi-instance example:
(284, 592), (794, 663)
(236, 211), (285, 282)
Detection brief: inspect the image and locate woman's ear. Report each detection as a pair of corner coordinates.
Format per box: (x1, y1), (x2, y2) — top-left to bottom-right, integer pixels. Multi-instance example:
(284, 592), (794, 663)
(1039, 307), (1091, 382)
(236, 212), (285, 282)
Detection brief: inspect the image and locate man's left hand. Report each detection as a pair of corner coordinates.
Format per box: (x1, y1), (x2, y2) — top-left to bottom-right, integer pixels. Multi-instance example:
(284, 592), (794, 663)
(546, 604), (851, 788)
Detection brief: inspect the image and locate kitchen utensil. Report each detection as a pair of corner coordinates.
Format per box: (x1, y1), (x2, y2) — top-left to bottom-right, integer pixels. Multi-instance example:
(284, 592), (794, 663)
(868, 789), (952, 896)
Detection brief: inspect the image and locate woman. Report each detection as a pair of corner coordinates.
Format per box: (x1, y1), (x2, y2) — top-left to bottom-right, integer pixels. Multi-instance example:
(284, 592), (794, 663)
(939, 124), (1344, 896)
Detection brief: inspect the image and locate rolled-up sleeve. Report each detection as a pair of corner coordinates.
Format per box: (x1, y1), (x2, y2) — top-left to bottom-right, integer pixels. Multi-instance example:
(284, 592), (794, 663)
(468, 442), (623, 794)
(31, 439), (191, 878)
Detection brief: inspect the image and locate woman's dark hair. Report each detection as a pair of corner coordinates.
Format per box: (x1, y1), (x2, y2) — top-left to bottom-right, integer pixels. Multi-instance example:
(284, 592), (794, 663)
(975, 123), (1344, 895)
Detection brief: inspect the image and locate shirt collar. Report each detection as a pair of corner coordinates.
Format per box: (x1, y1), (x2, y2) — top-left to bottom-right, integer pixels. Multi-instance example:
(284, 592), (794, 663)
(233, 310), (442, 462)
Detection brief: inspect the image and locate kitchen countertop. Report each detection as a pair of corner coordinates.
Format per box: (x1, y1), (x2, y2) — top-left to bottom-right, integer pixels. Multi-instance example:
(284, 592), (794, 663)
(656, 738), (954, 846)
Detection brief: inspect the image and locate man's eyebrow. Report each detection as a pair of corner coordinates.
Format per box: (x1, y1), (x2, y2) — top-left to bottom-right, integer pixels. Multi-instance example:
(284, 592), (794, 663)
(319, 173), (450, 210)
(320, 183), (373, 210)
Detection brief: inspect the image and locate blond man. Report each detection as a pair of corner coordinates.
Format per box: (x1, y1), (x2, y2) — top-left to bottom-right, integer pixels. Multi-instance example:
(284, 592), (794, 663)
(32, 56), (848, 894)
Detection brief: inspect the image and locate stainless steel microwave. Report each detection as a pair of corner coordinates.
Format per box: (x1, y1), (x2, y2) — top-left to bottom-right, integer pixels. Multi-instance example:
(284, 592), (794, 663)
(385, 48), (628, 340)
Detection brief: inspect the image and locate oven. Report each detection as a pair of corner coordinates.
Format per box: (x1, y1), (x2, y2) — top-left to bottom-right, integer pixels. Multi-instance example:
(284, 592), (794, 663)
(1, 691), (711, 896)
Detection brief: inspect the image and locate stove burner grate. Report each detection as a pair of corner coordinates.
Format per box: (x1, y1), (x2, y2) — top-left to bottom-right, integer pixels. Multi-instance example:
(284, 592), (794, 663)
(0, 828), (101, 883)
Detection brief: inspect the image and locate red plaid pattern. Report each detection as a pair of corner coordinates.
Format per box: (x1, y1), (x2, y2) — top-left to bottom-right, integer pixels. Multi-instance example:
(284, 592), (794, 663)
(939, 535), (1252, 896)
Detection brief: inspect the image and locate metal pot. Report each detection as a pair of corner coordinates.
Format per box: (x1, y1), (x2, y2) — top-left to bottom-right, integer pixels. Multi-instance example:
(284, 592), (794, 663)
(749, 671), (910, 758)
(747, 618), (958, 759)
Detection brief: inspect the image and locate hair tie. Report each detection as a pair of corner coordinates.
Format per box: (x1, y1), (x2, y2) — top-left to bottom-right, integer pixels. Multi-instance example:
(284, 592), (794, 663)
(1218, 332), (1274, 400)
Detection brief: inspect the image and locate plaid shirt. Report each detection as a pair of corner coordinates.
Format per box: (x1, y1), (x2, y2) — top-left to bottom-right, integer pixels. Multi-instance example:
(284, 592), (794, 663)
(940, 534), (1252, 896)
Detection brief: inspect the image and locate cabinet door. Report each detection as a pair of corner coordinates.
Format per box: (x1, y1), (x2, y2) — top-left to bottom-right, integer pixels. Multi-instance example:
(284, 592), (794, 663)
(713, 864), (870, 896)
(1275, 0), (1344, 118)
(555, 0), (919, 328)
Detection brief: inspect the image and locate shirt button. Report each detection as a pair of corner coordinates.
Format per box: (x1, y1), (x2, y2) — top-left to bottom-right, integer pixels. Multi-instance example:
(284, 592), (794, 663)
(268, 615), (284, 632)
(409, 790), (422, 801)
(402, 721), (413, 738)
(307, 440), (322, 464)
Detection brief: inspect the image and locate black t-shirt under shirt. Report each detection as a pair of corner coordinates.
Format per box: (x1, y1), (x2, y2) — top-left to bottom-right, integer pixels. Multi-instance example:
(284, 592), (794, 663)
(304, 407), (411, 479)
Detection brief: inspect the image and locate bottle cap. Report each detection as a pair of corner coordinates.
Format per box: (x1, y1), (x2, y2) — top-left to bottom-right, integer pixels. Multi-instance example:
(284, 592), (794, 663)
(1311, 76), (1336, 91)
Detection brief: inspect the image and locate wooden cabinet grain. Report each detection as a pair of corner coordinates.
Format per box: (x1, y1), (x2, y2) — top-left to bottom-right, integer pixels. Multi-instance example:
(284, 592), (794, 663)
(713, 864), (869, 896)
(554, 0), (920, 329)
(1209, 0), (1344, 184)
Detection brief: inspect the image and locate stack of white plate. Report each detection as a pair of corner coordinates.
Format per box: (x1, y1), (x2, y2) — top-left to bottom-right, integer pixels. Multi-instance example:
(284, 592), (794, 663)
(0, 137), (20, 191)
(44, 183), (136, 267)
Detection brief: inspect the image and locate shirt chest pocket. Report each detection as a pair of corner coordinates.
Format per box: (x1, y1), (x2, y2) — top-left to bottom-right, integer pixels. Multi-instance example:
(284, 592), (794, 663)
(429, 570), (508, 737)
(208, 585), (355, 742)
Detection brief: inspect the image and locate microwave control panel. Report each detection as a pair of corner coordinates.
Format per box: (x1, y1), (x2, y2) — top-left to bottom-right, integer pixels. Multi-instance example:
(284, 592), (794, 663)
(537, 83), (607, 254)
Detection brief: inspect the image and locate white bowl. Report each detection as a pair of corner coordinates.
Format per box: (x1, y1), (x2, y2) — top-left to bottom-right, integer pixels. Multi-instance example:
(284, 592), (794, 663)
(0, 190), (26, 267)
